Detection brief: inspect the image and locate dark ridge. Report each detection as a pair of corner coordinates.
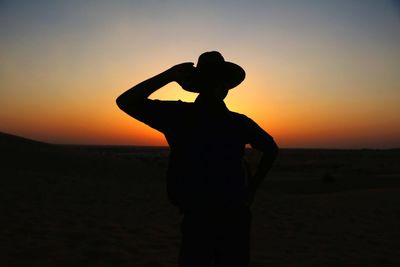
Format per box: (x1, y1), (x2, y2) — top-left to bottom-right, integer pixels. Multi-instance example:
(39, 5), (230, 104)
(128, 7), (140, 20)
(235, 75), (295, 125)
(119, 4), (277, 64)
(0, 132), (66, 172)
(0, 132), (52, 150)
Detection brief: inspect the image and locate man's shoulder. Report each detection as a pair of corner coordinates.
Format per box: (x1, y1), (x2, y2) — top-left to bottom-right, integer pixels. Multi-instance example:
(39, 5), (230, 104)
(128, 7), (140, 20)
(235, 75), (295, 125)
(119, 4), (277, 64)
(227, 110), (264, 130)
(228, 110), (252, 122)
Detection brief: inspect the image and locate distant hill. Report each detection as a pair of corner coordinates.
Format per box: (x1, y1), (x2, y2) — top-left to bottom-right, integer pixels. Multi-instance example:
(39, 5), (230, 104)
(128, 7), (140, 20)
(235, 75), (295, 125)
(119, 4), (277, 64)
(0, 132), (52, 150)
(0, 132), (59, 171)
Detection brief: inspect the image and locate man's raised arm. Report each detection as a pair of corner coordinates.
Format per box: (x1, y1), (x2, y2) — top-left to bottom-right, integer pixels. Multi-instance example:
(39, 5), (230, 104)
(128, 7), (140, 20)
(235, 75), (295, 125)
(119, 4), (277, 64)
(116, 62), (194, 115)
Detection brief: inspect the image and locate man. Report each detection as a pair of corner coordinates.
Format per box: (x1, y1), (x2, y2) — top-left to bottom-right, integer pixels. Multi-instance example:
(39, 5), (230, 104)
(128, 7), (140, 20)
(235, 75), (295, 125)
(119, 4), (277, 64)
(116, 51), (278, 267)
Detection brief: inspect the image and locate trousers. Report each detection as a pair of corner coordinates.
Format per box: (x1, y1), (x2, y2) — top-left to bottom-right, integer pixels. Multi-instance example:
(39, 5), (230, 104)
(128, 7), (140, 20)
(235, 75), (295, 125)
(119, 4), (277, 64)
(179, 207), (251, 267)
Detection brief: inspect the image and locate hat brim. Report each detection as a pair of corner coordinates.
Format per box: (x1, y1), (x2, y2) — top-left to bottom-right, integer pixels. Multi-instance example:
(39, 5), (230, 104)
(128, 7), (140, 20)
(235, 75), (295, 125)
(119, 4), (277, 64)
(182, 62), (245, 93)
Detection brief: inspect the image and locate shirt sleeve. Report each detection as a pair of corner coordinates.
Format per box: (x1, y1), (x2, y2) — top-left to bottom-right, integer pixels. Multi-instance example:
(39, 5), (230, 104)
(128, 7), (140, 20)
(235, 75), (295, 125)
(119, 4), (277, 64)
(126, 99), (182, 133)
(243, 116), (277, 152)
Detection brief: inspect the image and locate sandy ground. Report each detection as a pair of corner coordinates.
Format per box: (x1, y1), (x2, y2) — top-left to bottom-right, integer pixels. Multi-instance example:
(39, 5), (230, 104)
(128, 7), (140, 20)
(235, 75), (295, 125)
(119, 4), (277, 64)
(1, 135), (400, 266)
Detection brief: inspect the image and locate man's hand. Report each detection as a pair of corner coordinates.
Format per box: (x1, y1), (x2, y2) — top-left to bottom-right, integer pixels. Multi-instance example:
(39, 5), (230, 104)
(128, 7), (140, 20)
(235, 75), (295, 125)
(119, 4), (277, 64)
(169, 62), (195, 90)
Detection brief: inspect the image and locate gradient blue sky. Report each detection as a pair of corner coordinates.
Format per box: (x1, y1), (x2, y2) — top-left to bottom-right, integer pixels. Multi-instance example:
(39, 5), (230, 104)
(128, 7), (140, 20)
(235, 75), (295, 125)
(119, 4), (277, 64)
(1, 0), (399, 148)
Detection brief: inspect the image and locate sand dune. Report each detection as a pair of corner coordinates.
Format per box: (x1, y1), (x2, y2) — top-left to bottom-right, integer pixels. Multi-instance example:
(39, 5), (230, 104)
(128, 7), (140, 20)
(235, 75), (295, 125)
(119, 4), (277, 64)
(0, 132), (51, 148)
(1, 132), (399, 266)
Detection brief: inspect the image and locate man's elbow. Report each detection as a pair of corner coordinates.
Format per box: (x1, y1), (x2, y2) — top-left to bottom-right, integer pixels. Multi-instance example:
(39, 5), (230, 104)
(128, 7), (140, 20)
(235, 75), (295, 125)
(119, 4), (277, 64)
(116, 94), (144, 116)
(116, 95), (127, 111)
(116, 94), (135, 112)
(265, 140), (279, 160)
(272, 141), (279, 159)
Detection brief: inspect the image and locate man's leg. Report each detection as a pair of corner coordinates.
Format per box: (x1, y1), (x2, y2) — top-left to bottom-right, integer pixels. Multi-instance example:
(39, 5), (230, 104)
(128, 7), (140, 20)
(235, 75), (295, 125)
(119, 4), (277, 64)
(179, 211), (215, 267)
(214, 207), (251, 267)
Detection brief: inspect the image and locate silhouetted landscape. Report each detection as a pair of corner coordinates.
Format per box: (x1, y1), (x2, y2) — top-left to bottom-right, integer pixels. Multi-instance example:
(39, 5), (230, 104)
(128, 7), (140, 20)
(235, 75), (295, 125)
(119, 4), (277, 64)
(1, 132), (400, 266)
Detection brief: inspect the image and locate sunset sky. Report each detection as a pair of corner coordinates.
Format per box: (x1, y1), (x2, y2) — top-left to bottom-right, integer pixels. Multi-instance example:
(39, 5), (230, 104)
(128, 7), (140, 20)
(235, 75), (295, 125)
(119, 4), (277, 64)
(1, 0), (399, 148)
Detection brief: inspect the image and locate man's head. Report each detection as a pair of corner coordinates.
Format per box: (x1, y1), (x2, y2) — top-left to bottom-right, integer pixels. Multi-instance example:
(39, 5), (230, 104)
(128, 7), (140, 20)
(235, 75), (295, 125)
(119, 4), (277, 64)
(182, 51), (245, 99)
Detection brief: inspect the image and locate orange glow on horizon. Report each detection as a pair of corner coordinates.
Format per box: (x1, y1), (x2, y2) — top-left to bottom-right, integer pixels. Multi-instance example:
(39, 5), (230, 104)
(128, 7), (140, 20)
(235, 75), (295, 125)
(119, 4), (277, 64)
(1, 69), (399, 148)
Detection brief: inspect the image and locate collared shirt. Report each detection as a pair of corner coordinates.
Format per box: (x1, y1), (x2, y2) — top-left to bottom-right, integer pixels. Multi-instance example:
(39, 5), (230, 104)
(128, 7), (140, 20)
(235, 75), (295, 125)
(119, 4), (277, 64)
(129, 99), (276, 210)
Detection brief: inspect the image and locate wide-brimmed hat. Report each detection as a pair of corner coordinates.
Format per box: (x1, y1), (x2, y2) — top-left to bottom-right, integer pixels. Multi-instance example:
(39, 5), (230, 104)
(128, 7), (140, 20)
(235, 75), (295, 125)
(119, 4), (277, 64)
(183, 51), (245, 93)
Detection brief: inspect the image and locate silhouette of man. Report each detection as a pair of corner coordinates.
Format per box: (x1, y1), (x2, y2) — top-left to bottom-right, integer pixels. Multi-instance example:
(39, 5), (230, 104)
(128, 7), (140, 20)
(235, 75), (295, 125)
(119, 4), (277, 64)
(116, 51), (278, 267)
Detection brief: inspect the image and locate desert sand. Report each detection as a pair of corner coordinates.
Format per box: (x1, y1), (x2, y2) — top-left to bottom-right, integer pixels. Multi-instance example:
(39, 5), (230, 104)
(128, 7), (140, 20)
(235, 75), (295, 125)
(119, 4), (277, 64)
(1, 132), (400, 266)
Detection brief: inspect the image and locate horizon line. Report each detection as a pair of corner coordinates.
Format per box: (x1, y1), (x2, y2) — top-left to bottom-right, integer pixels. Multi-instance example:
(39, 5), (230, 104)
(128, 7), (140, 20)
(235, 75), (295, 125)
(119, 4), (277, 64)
(1, 131), (399, 151)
